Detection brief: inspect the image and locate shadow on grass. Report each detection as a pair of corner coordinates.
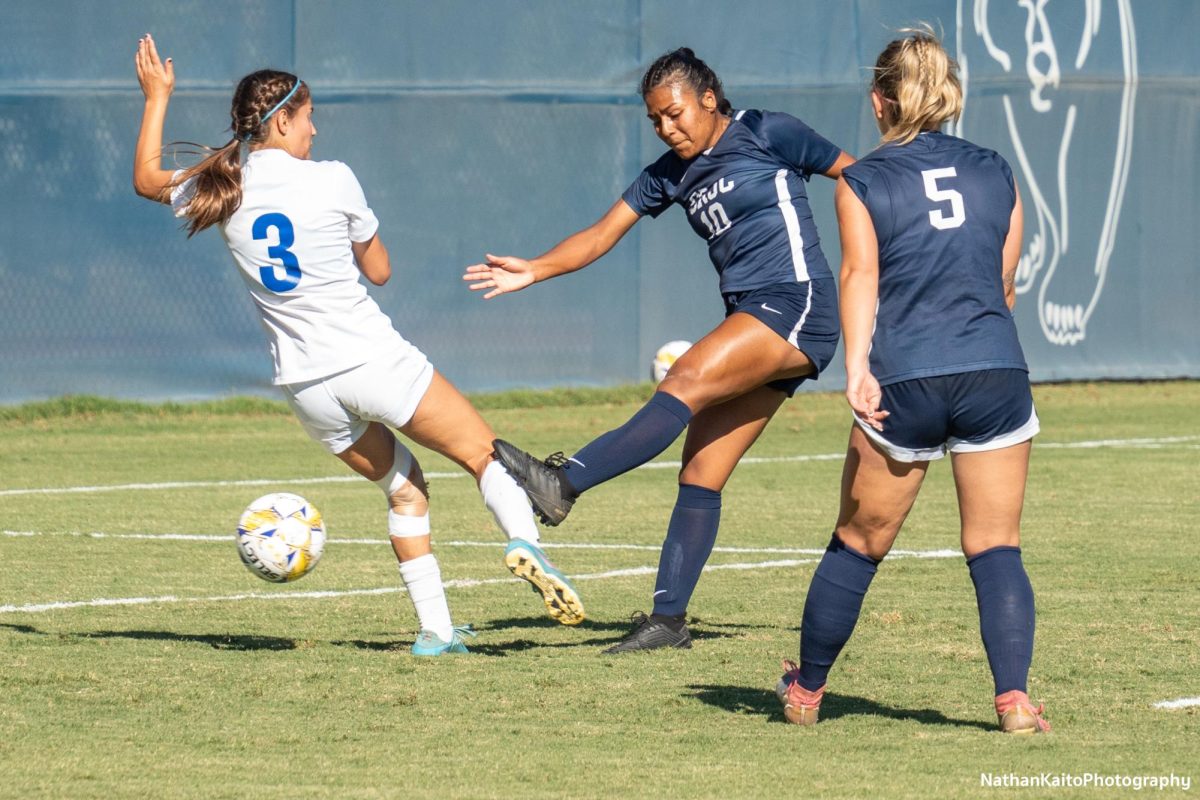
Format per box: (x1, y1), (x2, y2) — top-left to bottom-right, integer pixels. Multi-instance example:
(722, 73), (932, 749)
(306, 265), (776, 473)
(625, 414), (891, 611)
(79, 629), (299, 651)
(1, 622), (298, 651)
(329, 617), (746, 657)
(687, 684), (994, 730)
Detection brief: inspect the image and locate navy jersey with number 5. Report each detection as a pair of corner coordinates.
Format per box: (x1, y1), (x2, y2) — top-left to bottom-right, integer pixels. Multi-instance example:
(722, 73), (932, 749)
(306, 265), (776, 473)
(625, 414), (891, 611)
(842, 131), (1027, 385)
(622, 110), (841, 293)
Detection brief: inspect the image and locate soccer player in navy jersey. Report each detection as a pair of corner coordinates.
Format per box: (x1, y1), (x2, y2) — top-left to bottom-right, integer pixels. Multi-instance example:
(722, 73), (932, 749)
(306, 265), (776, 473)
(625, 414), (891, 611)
(464, 48), (854, 652)
(775, 27), (1050, 733)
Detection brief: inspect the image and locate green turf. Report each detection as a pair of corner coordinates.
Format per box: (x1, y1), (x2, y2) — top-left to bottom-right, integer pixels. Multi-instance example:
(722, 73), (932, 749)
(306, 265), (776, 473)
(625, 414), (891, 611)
(1, 382), (1197, 799)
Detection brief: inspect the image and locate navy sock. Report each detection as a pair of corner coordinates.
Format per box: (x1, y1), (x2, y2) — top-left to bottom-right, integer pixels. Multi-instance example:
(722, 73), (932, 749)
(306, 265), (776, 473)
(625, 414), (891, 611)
(798, 534), (879, 691)
(561, 391), (692, 494)
(968, 545), (1035, 696)
(651, 484), (722, 617)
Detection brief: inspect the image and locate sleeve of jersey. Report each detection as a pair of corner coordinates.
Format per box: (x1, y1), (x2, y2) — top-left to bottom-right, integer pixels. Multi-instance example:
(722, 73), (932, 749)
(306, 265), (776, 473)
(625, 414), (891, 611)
(620, 159), (674, 218)
(842, 166), (894, 244)
(335, 163), (380, 242)
(758, 111), (841, 178)
(170, 170), (196, 219)
(998, 156), (1018, 208)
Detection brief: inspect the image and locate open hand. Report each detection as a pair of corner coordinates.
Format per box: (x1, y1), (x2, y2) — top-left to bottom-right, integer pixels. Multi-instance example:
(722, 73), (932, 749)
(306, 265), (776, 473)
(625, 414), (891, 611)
(462, 254), (536, 299)
(135, 34), (174, 103)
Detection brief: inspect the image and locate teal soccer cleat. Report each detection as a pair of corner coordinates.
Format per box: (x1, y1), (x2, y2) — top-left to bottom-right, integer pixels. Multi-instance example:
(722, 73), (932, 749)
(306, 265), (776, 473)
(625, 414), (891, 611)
(504, 539), (585, 625)
(411, 625), (476, 656)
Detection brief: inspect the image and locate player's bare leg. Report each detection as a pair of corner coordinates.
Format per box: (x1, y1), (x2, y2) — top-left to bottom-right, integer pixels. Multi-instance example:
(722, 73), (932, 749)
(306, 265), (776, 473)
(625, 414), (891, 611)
(952, 441), (1048, 732)
(605, 386), (786, 653)
(338, 422), (470, 654)
(657, 312), (813, 411)
(402, 371), (584, 624)
(494, 313), (812, 526)
(834, 425), (928, 561)
(780, 426), (928, 723)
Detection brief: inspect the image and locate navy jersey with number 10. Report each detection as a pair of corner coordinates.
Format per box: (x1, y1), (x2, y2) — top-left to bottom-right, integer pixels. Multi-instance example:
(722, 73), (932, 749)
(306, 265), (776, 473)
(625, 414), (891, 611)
(622, 109), (841, 293)
(842, 131), (1028, 385)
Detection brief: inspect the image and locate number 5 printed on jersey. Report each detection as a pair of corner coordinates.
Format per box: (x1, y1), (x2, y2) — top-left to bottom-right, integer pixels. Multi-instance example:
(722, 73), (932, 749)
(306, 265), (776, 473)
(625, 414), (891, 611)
(921, 168), (966, 230)
(252, 212), (302, 291)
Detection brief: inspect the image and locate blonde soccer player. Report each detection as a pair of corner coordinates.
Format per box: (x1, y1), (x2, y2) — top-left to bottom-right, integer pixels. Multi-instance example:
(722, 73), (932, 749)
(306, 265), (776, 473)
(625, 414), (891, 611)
(132, 35), (584, 655)
(776, 27), (1049, 733)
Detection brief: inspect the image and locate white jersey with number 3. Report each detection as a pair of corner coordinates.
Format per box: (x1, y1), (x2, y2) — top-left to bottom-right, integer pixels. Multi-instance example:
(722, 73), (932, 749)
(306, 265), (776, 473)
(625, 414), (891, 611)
(173, 149), (407, 385)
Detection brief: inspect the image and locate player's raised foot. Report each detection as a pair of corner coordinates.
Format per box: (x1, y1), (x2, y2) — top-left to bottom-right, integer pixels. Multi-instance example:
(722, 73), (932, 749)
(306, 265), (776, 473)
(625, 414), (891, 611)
(504, 539), (585, 625)
(775, 659), (825, 726)
(411, 625), (476, 656)
(995, 690), (1051, 734)
(492, 439), (576, 526)
(602, 611), (691, 654)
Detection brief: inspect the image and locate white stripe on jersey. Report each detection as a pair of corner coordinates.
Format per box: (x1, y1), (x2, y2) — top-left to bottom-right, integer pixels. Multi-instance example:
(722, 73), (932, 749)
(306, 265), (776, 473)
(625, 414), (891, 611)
(773, 168), (809, 282)
(786, 280), (814, 348)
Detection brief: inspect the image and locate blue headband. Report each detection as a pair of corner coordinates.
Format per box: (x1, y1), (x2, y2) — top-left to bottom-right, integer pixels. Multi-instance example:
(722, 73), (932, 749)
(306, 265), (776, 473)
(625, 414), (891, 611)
(241, 79), (301, 141)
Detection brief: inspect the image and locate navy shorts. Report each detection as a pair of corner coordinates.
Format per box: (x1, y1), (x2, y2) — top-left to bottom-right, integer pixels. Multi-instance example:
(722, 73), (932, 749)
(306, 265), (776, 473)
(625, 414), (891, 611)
(856, 369), (1039, 462)
(722, 279), (839, 397)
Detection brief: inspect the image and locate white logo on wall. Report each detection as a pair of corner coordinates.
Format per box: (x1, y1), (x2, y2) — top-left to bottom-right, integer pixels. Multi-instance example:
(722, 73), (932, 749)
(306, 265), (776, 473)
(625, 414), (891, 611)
(955, 0), (1137, 346)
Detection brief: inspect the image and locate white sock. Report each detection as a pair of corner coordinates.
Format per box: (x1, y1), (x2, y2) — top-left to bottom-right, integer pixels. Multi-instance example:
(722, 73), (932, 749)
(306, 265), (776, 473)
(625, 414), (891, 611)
(396, 553), (453, 642)
(479, 460), (540, 544)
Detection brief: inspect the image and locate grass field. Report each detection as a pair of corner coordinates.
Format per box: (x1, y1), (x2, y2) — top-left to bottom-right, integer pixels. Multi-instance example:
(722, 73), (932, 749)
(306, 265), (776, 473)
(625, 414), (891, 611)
(1, 382), (1197, 799)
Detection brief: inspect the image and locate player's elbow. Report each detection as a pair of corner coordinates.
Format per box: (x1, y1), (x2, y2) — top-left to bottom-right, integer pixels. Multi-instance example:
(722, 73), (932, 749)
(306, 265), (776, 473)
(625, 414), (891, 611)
(132, 174), (157, 200)
(365, 267), (390, 286)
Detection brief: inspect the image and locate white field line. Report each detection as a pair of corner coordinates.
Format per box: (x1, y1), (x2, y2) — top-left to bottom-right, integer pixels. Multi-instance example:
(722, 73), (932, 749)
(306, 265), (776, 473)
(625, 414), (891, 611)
(0, 529), (958, 560)
(0, 550), (959, 615)
(2, 434), (1196, 499)
(1153, 697), (1200, 710)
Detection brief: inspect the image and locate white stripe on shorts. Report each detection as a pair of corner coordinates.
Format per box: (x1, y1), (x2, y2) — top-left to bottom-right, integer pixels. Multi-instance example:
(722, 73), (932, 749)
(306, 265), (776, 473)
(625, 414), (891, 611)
(851, 406), (1041, 463)
(786, 280), (814, 348)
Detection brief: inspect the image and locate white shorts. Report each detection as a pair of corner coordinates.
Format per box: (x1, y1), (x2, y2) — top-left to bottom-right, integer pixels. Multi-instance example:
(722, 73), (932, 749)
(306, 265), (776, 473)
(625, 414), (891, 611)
(281, 344), (435, 454)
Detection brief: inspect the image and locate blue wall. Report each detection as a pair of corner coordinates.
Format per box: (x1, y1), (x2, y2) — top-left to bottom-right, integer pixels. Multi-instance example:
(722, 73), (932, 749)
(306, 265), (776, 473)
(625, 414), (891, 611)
(1, 1), (1196, 401)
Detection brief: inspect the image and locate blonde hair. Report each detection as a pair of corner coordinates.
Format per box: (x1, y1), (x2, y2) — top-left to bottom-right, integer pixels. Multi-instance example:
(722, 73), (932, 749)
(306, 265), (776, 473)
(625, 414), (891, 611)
(172, 70), (309, 236)
(872, 25), (962, 145)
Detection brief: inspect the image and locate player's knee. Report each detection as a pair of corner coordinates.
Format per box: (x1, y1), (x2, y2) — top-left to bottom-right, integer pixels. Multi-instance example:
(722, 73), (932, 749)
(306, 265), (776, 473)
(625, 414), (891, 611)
(373, 440), (429, 513)
(389, 465), (428, 514)
(677, 463), (726, 492)
(836, 522), (894, 561)
(657, 366), (711, 407)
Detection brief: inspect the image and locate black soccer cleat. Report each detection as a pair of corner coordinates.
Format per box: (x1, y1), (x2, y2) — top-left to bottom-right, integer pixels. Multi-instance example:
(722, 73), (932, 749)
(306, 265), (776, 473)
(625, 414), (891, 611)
(492, 439), (577, 527)
(602, 611), (692, 654)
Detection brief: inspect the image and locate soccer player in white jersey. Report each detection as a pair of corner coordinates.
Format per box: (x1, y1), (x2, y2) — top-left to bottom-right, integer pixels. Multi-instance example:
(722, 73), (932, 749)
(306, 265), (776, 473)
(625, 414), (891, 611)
(132, 34), (583, 655)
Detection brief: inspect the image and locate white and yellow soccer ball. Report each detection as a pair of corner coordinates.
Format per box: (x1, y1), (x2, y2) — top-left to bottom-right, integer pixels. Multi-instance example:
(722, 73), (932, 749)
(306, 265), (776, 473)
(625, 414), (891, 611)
(651, 340), (693, 383)
(236, 493), (326, 583)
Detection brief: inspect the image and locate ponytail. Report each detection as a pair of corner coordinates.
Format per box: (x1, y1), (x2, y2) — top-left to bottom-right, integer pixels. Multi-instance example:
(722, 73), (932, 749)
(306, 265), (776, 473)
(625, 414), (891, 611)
(172, 139), (243, 237)
(872, 24), (962, 145)
(172, 70), (308, 235)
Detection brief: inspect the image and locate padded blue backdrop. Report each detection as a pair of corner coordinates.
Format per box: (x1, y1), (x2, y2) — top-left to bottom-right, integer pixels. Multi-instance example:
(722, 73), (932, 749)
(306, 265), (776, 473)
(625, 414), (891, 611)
(1, 1), (1196, 401)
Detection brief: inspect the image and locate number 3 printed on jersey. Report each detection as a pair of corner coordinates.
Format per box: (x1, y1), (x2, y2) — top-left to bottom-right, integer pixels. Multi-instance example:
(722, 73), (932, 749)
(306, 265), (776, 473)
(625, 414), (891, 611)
(252, 213), (302, 291)
(921, 168), (966, 230)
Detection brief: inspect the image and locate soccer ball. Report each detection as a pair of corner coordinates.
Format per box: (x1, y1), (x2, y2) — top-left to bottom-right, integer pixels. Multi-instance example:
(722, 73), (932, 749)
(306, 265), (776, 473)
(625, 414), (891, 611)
(651, 340), (692, 383)
(236, 492), (326, 583)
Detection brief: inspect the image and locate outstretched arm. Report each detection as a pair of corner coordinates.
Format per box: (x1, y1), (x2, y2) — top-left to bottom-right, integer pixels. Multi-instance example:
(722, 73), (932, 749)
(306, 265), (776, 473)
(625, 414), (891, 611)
(836, 177), (888, 429)
(132, 34), (177, 203)
(463, 199), (641, 299)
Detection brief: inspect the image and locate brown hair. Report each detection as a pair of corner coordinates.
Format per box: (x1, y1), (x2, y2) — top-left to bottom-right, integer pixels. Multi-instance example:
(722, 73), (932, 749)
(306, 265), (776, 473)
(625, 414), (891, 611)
(640, 48), (733, 116)
(173, 70), (309, 236)
(872, 25), (962, 145)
